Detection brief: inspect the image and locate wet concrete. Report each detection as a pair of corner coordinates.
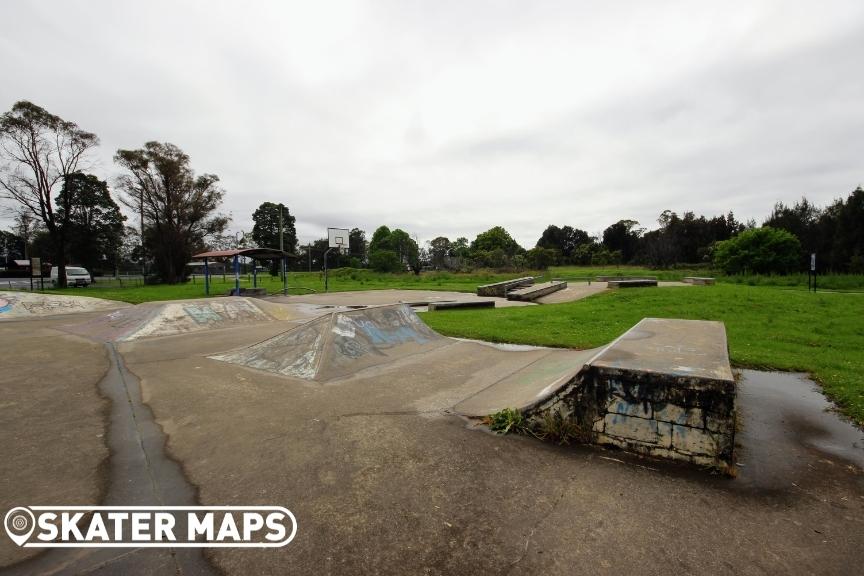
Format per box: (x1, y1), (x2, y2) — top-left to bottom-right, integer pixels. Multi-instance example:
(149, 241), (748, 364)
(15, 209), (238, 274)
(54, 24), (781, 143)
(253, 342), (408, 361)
(266, 289), (534, 309)
(1, 345), (218, 576)
(4, 306), (864, 574)
(735, 369), (864, 491)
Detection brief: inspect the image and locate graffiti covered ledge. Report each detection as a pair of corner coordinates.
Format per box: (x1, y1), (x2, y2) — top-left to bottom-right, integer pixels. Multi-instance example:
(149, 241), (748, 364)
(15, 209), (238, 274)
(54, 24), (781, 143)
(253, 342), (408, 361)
(530, 318), (737, 473)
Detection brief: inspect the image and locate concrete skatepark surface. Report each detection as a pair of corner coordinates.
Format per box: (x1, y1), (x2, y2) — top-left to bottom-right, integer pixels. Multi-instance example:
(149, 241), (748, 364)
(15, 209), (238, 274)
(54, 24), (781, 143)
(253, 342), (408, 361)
(532, 280), (691, 304)
(1, 293), (862, 574)
(0, 291), (127, 319)
(63, 296), (310, 342)
(267, 289), (533, 309)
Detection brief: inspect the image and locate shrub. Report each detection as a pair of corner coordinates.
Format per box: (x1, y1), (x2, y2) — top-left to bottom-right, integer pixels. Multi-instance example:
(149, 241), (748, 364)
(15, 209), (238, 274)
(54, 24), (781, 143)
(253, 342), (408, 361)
(713, 227), (801, 275)
(369, 250), (402, 273)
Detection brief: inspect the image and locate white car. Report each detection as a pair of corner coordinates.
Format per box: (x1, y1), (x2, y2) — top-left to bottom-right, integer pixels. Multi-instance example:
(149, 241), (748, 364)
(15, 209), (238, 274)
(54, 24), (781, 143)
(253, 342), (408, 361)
(50, 266), (92, 287)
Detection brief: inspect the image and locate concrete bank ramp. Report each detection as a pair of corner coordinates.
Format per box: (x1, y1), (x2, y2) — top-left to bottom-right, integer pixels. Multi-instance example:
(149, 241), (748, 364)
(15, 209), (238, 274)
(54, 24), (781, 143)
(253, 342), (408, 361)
(455, 347), (601, 417)
(0, 291), (127, 319)
(64, 297), (291, 341)
(210, 304), (450, 381)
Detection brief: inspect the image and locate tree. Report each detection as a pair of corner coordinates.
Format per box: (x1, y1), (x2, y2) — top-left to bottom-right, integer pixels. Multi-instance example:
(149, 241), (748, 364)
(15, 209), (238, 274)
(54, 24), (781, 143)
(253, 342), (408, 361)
(367, 225), (420, 273)
(348, 228), (367, 264)
(13, 209), (37, 259)
(118, 225), (142, 270)
(0, 229), (25, 267)
(536, 225), (592, 263)
(470, 226), (523, 257)
(827, 187), (864, 272)
(602, 219), (643, 263)
(58, 173), (125, 275)
(526, 247), (558, 269)
(637, 210), (745, 267)
(368, 226), (393, 254)
(0, 101), (98, 286)
(115, 142), (229, 284)
(369, 250), (401, 272)
(429, 236), (452, 269)
(713, 227), (801, 275)
(251, 202), (297, 253)
(763, 198), (821, 268)
(451, 237), (470, 258)
(252, 202), (297, 274)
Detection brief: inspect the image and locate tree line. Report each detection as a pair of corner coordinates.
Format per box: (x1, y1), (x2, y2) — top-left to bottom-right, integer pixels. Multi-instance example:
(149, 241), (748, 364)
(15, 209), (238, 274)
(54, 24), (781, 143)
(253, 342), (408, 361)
(0, 101), (229, 286)
(3, 100), (861, 284)
(336, 189), (863, 275)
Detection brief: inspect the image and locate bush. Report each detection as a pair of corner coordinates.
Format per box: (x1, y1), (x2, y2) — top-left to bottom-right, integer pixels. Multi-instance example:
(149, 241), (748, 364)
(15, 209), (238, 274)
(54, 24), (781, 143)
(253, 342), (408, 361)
(713, 227), (801, 275)
(369, 250), (402, 273)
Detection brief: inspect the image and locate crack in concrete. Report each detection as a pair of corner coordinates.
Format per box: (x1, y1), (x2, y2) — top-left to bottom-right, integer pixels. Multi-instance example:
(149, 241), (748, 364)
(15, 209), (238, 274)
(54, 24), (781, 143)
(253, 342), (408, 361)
(505, 483), (571, 573)
(1, 344), (219, 576)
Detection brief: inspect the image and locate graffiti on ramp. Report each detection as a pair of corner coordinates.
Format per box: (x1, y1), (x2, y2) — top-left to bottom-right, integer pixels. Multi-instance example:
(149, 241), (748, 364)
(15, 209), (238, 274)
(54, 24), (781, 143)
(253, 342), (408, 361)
(210, 304), (449, 381)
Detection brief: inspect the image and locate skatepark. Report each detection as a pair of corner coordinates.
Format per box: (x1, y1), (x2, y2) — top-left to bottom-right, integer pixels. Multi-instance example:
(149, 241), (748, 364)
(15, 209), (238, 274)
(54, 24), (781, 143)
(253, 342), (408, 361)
(0, 290), (862, 574)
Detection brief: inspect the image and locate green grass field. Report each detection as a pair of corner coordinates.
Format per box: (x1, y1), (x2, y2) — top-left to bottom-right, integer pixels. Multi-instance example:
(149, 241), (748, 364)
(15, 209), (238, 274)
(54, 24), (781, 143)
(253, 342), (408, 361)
(36, 269), (540, 304)
(421, 284), (864, 426)
(35, 265), (864, 305)
(549, 266), (864, 291)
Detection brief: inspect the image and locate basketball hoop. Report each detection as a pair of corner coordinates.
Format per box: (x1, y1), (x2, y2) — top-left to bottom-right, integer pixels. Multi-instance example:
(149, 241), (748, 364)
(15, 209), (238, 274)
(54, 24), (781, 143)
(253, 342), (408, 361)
(328, 228), (350, 255)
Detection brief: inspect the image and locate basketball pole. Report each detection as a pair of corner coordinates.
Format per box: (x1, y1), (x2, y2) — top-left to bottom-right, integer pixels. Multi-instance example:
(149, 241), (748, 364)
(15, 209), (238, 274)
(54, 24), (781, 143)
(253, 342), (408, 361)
(324, 247), (334, 292)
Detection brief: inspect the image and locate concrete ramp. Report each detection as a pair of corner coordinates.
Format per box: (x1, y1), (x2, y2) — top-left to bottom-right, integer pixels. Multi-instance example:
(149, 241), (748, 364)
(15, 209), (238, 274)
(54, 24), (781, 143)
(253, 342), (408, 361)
(64, 297), (291, 341)
(0, 291), (127, 319)
(210, 304), (450, 381)
(455, 348), (600, 417)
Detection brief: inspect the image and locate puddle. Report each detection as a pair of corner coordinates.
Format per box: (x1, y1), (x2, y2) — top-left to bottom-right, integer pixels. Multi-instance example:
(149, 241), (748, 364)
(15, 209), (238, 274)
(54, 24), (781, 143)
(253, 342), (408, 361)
(452, 337), (555, 352)
(734, 369), (864, 490)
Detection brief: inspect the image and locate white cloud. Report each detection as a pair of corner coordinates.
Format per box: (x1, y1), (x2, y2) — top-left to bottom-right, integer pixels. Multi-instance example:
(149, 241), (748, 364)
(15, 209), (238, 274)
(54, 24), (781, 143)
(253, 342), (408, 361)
(1, 0), (862, 248)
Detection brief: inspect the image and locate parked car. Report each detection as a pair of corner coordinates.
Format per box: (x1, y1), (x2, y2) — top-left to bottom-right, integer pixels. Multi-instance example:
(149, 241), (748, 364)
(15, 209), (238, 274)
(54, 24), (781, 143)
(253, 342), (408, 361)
(50, 266), (92, 287)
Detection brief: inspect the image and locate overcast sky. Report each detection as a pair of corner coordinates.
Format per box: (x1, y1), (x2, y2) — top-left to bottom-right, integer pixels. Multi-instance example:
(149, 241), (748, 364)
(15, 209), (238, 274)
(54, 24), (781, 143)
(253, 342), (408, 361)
(1, 0), (863, 248)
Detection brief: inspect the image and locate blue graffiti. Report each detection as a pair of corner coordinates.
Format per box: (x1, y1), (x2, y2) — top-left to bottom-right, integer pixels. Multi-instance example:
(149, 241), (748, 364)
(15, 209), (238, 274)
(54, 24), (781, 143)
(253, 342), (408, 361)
(183, 304), (223, 325)
(356, 319), (428, 346)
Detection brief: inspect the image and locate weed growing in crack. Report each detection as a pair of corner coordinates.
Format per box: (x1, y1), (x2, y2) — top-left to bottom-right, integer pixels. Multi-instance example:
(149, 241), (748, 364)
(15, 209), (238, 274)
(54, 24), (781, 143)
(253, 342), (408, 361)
(534, 410), (583, 445)
(484, 408), (529, 435)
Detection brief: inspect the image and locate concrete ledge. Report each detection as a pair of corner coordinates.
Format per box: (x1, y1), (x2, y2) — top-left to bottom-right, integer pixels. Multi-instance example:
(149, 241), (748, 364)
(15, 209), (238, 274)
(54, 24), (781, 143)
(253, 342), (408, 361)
(525, 318), (736, 473)
(683, 277), (716, 285)
(596, 275), (657, 282)
(477, 277), (534, 297)
(401, 300), (456, 307)
(607, 279), (658, 288)
(506, 281), (567, 301)
(427, 300), (495, 311)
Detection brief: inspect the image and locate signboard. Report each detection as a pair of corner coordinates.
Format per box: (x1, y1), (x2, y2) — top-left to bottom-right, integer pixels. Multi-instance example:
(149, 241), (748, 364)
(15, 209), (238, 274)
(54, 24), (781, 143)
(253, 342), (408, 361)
(810, 253), (816, 272)
(30, 257), (41, 277)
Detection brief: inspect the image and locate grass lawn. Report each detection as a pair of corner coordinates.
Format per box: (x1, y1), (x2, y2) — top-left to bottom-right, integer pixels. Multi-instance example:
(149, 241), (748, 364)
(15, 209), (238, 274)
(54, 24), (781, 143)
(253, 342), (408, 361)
(421, 284), (864, 426)
(39, 269), (536, 304)
(549, 265), (864, 291)
(35, 265), (864, 304)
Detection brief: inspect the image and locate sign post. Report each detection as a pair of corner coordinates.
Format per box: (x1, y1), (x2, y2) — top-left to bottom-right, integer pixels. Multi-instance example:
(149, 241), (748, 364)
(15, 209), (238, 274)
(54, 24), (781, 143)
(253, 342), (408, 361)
(30, 257), (41, 291)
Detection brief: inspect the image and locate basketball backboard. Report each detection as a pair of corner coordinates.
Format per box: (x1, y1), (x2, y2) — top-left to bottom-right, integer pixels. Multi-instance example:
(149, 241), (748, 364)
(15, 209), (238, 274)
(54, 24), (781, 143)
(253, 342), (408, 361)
(327, 228), (350, 254)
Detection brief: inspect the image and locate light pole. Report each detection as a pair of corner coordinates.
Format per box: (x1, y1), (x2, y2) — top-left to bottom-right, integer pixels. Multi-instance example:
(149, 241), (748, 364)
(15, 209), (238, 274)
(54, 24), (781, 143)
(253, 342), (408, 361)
(235, 231), (244, 274)
(140, 190), (145, 279)
(278, 204), (285, 283)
